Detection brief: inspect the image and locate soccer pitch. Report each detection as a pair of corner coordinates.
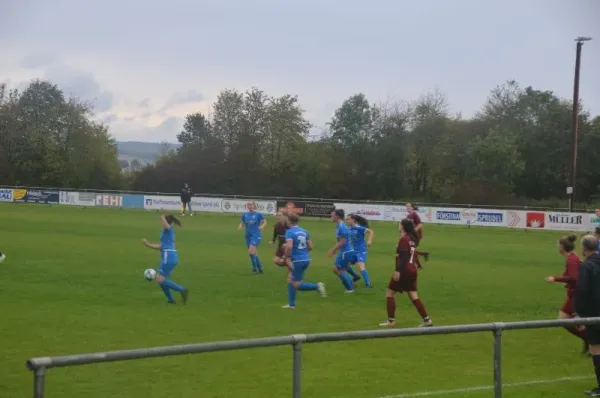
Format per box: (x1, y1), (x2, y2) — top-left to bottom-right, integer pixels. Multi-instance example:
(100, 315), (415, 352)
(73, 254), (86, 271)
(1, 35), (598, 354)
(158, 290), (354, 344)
(0, 204), (593, 397)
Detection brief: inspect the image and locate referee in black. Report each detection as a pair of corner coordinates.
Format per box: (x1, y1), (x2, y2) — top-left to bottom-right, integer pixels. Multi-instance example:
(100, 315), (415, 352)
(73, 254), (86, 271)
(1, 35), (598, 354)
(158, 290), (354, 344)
(575, 234), (600, 396)
(180, 183), (193, 216)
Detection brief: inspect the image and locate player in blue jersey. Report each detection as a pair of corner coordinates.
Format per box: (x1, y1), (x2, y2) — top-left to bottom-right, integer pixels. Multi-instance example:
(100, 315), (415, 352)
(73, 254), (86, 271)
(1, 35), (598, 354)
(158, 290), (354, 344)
(328, 209), (357, 293)
(346, 214), (374, 288)
(142, 214), (188, 304)
(238, 201), (267, 273)
(282, 213), (326, 308)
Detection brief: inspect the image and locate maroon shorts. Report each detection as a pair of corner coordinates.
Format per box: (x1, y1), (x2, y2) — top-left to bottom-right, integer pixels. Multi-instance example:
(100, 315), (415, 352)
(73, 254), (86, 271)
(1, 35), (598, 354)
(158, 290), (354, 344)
(561, 297), (575, 316)
(388, 270), (417, 293)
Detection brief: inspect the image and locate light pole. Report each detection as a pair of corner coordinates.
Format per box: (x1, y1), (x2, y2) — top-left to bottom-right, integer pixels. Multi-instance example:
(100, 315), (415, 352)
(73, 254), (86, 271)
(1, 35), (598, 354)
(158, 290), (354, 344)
(568, 36), (592, 212)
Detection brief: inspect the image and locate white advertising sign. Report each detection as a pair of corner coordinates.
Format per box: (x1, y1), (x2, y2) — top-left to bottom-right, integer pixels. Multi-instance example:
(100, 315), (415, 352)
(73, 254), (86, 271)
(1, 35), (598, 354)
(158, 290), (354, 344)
(334, 203), (386, 221)
(143, 195), (222, 212)
(95, 194), (123, 208)
(220, 199), (276, 215)
(431, 207), (507, 227)
(0, 188), (13, 202)
(381, 206), (434, 223)
(545, 212), (591, 231)
(59, 191), (96, 206)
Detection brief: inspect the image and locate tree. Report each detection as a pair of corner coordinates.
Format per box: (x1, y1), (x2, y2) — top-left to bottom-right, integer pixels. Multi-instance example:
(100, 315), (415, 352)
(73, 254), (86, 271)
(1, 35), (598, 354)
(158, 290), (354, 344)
(176, 112), (213, 150)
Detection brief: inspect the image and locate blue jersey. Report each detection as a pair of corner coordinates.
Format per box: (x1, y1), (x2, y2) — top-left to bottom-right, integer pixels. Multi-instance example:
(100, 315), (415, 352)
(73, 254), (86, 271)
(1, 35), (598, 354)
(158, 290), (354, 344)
(241, 211), (264, 236)
(160, 226), (176, 251)
(349, 225), (368, 253)
(336, 222), (354, 253)
(285, 226), (311, 262)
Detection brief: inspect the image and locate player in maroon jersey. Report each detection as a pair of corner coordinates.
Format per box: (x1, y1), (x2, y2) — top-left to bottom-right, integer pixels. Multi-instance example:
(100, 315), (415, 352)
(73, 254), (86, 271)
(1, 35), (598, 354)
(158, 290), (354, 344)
(270, 211), (291, 268)
(545, 235), (588, 354)
(380, 218), (433, 327)
(404, 203), (429, 266)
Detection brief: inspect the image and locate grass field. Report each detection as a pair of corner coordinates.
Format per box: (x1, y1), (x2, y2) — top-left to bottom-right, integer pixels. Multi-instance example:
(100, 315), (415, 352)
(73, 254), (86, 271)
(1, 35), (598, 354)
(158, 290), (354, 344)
(0, 203), (595, 397)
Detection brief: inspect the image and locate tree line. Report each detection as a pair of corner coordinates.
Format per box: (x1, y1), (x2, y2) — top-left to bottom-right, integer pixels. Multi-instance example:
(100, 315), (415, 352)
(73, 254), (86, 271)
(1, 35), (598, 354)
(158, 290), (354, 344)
(1, 79), (599, 207)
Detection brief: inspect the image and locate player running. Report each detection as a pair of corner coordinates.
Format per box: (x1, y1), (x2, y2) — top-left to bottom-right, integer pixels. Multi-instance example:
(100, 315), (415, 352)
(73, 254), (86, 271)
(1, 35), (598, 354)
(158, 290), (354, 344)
(346, 214), (373, 288)
(270, 211), (290, 267)
(545, 235), (588, 354)
(380, 218), (432, 327)
(328, 209), (357, 293)
(142, 214), (189, 304)
(282, 213), (326, 308)
(405, 203), (430, 266)
(238, 201), (267, 273)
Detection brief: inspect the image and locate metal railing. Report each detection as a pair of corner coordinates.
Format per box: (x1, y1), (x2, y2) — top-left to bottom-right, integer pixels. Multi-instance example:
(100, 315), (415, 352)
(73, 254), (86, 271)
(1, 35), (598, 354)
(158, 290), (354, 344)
(1, 184), (595, 212)
(26, 317), (600, 398)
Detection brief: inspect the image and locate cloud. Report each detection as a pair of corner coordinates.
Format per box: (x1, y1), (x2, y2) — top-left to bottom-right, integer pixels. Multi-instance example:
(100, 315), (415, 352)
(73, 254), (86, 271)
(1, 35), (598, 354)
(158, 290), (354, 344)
(20, 53), (56, 69)
(138, 98), (151, 108)
(159, 90), (204, 112)
(43, 64), (114, 112)
(108, 116), (184, 142)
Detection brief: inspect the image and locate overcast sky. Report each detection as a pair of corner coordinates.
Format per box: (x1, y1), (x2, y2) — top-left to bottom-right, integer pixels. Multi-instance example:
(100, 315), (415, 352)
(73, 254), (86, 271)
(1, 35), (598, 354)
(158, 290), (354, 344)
(1, 0), (599, 143)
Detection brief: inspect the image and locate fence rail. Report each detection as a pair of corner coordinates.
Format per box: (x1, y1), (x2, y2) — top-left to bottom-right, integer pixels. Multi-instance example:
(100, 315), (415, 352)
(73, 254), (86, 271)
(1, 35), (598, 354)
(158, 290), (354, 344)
(26, 317), (600, 398)
(0, 184), (592, 212)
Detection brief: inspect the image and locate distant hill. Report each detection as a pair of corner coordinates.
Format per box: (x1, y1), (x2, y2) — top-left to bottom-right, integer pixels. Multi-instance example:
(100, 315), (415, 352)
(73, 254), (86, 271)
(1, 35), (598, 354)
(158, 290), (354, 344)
(116, 141), (181, 167)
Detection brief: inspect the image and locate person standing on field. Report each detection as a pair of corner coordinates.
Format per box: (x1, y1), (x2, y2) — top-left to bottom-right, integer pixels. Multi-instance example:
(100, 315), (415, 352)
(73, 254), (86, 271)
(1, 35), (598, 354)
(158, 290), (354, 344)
(180, 183), (193, 216)
(574, 235), (600, 396)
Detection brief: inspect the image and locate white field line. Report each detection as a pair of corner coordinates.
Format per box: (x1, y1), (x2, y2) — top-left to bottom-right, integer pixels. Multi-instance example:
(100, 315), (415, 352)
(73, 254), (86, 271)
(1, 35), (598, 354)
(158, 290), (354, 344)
(379, 376), (592, 398)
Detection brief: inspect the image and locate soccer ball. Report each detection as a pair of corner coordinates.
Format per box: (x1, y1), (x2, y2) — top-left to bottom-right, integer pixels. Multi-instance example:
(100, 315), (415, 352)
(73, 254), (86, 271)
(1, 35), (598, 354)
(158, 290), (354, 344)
(144, 268), (156, 281)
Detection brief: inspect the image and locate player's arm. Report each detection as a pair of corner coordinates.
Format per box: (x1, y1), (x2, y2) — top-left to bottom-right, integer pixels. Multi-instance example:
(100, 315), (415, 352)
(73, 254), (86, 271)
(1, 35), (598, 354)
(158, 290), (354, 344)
(366, 228), (374, 245)
(395, 249), (410, 272)
(414, 223), (423, 232)
(551, 259), (580, 282)
(238, 215), (245, 231)
(329, 236), (345, 256)
(259, 214), (267, 230)
(160, 215), (171, 230)
(284, 238), (293, 258)
(142, 238), (161, 250)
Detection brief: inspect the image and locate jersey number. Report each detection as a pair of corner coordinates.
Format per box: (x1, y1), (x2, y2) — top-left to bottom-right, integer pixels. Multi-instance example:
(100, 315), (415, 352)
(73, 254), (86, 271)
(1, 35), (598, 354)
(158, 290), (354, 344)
(297, 236), (307, 249)
(409, 247), (416, 264)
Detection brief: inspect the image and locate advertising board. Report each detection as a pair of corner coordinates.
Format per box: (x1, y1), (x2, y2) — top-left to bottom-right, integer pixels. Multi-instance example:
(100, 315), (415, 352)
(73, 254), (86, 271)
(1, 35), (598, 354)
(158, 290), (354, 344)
(95, 194), (123, 208)
(277, 200), (334, 218)
(59, 191), (96, 206)
(13, 189), (59, 204)
(222, 199), (276, 215)
(143, 196), (222, 212)
(0, 188), (13, 202)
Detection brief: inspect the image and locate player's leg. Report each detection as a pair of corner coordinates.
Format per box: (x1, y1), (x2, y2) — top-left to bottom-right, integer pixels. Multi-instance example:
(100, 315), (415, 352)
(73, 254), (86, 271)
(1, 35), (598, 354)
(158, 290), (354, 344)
(559, 300), (588, 352)
(246, 236), (257, 271)
(407, 290), (432, 326)
(380, 286), (397, 326)
(156, 264), (176, 303)
(332, 257), (354, 293)
(584, 331), (600, 396)
(356, 252), (371, 287)
(346, 265), (361, 282)
(158, 260), (188, 304)
(187, 201), (193, 215)
(250, 236), (263, 273)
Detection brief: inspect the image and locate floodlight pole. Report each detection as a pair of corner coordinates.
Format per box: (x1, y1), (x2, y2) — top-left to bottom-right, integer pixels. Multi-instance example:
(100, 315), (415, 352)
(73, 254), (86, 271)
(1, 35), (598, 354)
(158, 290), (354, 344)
(569, 36), (592, 212)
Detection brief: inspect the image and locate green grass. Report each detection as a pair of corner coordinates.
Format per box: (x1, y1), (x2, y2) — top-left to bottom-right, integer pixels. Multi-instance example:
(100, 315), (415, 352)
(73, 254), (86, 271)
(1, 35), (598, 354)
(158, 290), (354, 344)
(0, 204), (594, 397)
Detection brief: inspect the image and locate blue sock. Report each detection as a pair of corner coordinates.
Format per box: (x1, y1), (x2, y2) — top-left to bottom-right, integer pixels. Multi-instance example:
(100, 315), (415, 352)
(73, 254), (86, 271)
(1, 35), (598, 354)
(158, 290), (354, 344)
(287, 283), (297, 307)
(255, 256), (263, 271)
(163, 279), (185, 293)
(347, 267), (360, 279)
(160, 284), (175, 302)
(338, 273), (353, 290)
(298, 282), (318, 291)
(361, 269), (371, 287)
(249, 254), (257, 270)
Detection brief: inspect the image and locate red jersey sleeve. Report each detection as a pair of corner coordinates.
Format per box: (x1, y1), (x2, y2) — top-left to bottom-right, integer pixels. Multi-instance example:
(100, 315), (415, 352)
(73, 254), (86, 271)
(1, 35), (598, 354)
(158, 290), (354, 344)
(553, 254), (581, 283)
(411, 212), (421, 226)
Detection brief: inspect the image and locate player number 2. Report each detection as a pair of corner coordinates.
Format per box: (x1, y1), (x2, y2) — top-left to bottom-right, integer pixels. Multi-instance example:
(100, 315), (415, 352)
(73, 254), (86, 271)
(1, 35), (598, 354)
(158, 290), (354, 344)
(298, 236), (307, 249)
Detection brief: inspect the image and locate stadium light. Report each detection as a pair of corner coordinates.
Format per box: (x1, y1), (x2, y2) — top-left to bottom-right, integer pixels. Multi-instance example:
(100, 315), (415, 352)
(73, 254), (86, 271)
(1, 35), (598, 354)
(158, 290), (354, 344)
(569, 36), (592, 212)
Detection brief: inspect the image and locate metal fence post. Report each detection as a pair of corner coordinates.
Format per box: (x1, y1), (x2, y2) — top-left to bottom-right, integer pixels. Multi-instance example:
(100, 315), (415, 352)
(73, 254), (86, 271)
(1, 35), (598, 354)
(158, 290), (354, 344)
(33, 367), (46, 398)
(493, 323), (504, 398)
(292, 334), (306, 398)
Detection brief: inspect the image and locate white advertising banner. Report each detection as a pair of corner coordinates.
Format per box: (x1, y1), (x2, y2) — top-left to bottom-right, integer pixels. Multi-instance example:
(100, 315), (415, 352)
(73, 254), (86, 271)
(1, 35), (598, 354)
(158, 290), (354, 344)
(143, 195), (222, 212)
(430, 207), (507, 227)
(59, 191), (96, 206)
(0, 188), (13, 202)
(333, 203), (386, 221)
(220, 199), (276, 215)
(381, 205), (434, 223)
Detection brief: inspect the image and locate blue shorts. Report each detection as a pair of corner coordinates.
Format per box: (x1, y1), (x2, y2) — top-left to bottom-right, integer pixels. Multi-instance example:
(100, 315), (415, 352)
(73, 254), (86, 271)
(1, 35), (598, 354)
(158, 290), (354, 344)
(245, 234), (262, 248)
(356, 252), (368, 264)
(335, 251), (357, 270)
(158, 251), (179, 277)
(290, 260), (310, 282)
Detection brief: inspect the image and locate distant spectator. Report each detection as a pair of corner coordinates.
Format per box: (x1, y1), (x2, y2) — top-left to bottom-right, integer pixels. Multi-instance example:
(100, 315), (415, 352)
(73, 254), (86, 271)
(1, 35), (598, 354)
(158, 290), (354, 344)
(575, 235), (600, 396)
(180, 183), (193, 216)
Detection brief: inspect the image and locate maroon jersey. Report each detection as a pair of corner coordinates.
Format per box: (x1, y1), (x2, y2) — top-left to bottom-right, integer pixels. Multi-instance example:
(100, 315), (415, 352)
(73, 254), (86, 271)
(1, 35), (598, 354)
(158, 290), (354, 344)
(396, 234), (417, 272)
(553, 252), (582, 297)
(273, 222), (290, 247)
(406, 211), (423, 240)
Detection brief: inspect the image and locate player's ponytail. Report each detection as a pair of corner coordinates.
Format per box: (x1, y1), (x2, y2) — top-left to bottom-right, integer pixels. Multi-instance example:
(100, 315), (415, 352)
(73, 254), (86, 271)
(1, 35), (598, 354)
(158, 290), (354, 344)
(165, 214), (182, 227)
(350, 214), (369, 228)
